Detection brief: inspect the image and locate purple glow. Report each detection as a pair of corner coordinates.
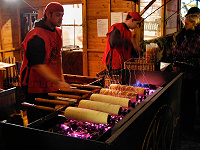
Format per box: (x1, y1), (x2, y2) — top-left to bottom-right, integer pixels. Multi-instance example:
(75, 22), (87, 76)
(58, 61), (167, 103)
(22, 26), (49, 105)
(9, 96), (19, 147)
(149, 89), (156, 95)
(60, 124), (69, 130)
(53, 114), (126, 140)
(49, 83), (156, 140)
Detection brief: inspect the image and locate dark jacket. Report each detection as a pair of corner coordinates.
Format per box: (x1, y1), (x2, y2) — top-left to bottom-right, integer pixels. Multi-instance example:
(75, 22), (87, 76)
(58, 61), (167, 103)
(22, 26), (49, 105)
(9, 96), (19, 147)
(173, 24), (200, 79)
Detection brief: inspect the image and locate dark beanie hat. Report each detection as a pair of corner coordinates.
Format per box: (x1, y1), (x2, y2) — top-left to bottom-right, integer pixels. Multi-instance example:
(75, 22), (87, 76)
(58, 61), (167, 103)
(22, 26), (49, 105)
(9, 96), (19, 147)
(186, 7), (200, 16)
(44, 2), (64, 17)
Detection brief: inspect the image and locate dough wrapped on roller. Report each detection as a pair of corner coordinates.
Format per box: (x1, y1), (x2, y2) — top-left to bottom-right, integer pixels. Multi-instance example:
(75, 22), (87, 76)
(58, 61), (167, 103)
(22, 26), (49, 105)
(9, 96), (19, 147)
(64, 107), (110, 124)
(100, 88), (138, 101)
(126, 86), (146, 96)
(90, 94), (130, 108)
(99, 88), (111, 95)
(109, 84), (146, 96)
(109, 84), (121, 90)
(78, 100), (122, 115)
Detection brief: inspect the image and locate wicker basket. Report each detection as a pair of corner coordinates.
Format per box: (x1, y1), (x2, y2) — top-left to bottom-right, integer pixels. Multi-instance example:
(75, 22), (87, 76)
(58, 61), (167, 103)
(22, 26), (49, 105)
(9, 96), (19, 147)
(124, 58), (155, 71)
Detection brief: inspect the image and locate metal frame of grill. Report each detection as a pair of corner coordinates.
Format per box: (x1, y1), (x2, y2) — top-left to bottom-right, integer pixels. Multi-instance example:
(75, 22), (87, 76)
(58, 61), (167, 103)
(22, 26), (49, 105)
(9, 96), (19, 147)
(0, 71), (183, 150)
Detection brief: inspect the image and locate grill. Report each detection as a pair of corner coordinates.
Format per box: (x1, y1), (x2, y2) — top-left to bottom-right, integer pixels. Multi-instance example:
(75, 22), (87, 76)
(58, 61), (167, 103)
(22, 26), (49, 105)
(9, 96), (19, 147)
(0, 71), (183, 150)
(0, 87), (16, 121)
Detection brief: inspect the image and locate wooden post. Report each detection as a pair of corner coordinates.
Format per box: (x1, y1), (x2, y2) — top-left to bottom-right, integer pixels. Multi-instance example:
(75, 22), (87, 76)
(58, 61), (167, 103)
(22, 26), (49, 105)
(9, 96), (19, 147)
(82, 0), (88, 76)
(135, 0), (158, 47)
(0, 0), (2, 50)
(140, 0), (156, 15)
(161, 0), (166, 36)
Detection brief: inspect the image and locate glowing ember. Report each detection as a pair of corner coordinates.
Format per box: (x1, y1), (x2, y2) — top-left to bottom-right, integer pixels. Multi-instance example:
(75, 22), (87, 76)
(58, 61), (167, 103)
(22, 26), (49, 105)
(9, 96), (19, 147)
(48, 110), (129, 140)
(130, 81), (156, 101)
(47, 83), (156, 140)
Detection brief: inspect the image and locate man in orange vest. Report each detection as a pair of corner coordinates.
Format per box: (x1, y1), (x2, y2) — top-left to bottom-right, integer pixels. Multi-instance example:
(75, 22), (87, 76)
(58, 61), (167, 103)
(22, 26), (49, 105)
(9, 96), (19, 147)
(20, 2), (70, 123)
(102, 12), (142, 75)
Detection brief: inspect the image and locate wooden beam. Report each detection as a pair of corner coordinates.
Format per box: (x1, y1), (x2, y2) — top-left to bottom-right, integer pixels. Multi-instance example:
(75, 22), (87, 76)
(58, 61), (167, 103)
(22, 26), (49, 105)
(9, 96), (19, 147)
(0, 0), (2, 50)
(140, 0), (156, 15)
(161, 0), (166, 36)
(82, 0), (88, 76)
(17, 5), (22, 49)
(108, 0), (111, 28)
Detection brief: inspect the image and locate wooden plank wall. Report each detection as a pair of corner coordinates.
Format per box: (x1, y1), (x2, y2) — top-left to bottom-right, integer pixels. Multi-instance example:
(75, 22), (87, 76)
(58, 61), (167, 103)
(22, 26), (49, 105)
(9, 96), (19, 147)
(0, 0), (22, 61)
(0, 0), (138, 77)
(0, 0), (82, 62)
(85, 0), (138, 77)
(0, 0), (21, 61)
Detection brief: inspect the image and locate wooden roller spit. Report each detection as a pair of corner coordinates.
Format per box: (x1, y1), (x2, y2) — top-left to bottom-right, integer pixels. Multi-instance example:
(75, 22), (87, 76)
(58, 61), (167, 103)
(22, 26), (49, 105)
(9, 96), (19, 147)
(22, 96), (75, 112)
(56, 97), (77, 102)
(22, 101), (111, 124)
(100, 88), (138, 102)
(60, 88), (92, 94)
(48, 93), (81, 101)
(35, 98), (74, 105)
(90, 94), (131, 108)
(78, 100), (122, 116)
(22, 102), (56, 112)
(109, 84), (146, 96)
(63, 74), (101, 85)
(70, 83), (102, 90)
(64, 107), (110, 124)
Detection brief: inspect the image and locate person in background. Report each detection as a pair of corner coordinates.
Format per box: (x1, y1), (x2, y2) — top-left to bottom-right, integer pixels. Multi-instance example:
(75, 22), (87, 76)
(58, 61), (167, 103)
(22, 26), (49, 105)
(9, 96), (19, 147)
(173, 14), (200, 132)
(176, 7), (200, 47)
(102, 12), (142, 75)
(20, 2), (70, 123)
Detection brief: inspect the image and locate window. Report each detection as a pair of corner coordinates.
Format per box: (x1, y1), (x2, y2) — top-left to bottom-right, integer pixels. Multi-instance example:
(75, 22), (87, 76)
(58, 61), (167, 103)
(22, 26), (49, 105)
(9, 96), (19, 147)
(140, 0), (162, 40)
(140, 0), (200, 40)
(62, 4), (82, 49)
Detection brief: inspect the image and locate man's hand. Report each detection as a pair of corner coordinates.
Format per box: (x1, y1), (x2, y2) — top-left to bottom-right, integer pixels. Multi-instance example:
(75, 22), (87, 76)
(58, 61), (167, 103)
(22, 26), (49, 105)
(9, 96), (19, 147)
(56, 80), (71, 90)
(32, 64), (71, 89)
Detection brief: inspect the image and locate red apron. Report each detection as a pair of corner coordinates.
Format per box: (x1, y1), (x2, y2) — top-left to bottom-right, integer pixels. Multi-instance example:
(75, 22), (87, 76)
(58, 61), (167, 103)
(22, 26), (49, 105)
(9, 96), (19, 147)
(102, 23), (132, 69)
(20, 27), (62, 93)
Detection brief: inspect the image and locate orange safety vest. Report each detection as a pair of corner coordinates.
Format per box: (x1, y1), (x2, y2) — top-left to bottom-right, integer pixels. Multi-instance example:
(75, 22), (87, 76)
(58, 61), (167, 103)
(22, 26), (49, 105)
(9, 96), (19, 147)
(102, 23), (132, 69)
(20, 27), (62, 93)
